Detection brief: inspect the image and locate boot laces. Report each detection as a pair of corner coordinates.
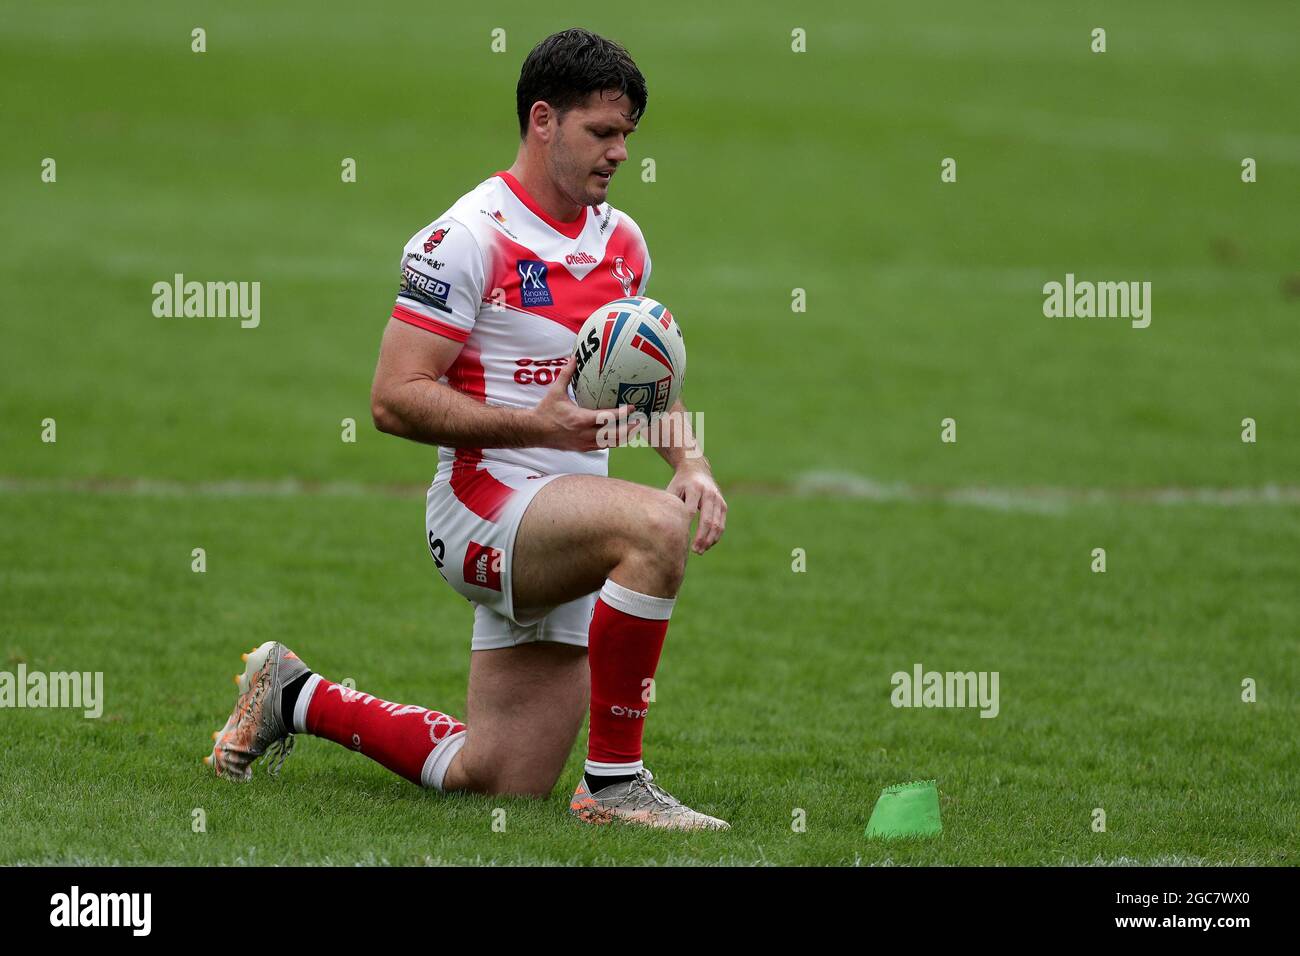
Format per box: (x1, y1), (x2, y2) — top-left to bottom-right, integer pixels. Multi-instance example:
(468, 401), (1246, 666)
(262, 733), (296, 776)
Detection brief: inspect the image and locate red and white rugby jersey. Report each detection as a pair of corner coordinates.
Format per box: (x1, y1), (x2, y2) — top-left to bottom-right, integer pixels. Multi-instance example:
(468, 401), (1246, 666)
(393, 170), (651, 484)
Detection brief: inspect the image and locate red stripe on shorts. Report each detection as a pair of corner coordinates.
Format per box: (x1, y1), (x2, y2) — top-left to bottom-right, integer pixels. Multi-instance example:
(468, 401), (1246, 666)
(451, 450), (513, 522)
(443, 346), (512, 521)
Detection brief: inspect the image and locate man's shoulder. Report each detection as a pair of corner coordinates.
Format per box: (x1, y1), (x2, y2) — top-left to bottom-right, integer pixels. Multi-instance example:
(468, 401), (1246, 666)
(403, 176), (508, 252)
(393, 178), (511, 317)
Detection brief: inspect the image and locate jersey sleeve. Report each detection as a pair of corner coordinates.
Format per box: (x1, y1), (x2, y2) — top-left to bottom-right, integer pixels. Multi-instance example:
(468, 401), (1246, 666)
(392, 218), (484, 342)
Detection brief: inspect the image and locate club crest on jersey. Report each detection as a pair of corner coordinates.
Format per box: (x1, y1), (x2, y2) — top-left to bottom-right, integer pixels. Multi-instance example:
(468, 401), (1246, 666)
(616, 377), (673, 417)
(423, 227), (450, 253)
(517, 260), (554, 307)
(399, 264), (453, 313)
(611, 257), (636, 296)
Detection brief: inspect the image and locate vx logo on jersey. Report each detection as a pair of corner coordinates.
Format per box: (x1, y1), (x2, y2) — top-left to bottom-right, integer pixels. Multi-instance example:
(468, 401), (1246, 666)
(611, 256), (636, 296)
(517, 259), (554, 307)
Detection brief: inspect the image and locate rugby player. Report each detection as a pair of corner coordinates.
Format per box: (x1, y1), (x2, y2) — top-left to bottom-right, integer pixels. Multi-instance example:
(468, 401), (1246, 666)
(206, 28), (728, 830)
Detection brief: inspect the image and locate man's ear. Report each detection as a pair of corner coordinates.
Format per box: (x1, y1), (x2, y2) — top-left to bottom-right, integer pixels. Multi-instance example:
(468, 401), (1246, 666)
(529, 101), (555, 144)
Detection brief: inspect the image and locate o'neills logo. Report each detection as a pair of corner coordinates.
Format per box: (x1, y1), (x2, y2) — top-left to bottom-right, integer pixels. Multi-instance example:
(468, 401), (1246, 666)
(565, 252), (598, 266)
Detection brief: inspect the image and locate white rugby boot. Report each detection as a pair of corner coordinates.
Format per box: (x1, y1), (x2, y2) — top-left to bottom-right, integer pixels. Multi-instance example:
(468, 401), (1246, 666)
(205, 640), (309, 781)
(570, 768), (730, 831)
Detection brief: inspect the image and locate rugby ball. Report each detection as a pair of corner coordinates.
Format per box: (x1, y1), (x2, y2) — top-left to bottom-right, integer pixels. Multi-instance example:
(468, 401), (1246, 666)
(572, 297), (686, 416)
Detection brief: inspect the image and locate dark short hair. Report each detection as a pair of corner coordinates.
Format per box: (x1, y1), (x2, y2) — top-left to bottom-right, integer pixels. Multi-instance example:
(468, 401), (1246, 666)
(516, 29), (647, 139)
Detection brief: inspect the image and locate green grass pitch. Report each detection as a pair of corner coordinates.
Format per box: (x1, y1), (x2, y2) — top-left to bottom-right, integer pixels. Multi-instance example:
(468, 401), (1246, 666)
(1, 1), (1297, 865)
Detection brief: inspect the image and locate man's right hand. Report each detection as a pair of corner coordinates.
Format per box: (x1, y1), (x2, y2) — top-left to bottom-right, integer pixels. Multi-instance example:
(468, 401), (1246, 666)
(530, 356), (637, 451)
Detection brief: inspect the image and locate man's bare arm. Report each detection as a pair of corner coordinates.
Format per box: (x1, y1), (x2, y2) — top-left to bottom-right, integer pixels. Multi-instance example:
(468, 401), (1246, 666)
(654, 398), (727, 554)
(369, 318), (623, 452)
(650, 398), (705, 471)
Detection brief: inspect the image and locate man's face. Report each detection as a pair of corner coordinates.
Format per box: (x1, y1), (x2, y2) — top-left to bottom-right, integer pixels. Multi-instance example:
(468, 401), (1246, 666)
(543, 90), (638, 207)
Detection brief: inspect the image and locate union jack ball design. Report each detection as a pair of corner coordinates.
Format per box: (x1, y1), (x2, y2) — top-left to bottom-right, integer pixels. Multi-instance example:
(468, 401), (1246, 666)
(571, 296), (686, 417)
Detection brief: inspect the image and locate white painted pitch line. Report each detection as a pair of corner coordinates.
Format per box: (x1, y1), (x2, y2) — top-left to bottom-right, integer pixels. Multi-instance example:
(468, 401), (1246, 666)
(0, 477), (424, 498)
(787, 471), (1300, 512)
(2, 471), (1299, 512)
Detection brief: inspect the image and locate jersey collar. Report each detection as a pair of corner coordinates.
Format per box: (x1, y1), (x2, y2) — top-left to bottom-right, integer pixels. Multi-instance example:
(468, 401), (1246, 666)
(494, 170), (589, 240)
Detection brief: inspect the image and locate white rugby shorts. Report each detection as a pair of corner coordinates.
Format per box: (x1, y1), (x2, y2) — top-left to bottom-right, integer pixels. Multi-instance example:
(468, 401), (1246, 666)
(424, 460), (596, 652)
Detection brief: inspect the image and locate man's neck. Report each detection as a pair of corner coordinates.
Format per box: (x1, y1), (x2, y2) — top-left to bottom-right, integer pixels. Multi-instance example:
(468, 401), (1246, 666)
(507, 152), (584, 224)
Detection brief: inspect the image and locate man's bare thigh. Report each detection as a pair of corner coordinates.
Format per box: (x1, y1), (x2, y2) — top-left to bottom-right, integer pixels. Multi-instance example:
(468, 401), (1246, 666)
(446, 474), (684, 796)
(512, 473), (678, 617)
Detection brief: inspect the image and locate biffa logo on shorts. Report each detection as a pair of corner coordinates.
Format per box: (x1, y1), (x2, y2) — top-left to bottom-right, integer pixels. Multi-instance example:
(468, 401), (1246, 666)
(463, 541), (504, 592)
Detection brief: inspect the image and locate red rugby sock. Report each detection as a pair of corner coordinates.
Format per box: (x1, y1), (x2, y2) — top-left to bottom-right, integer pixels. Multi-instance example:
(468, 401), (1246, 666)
(585, 580), (675, 778)
(297, 675), (466, 791)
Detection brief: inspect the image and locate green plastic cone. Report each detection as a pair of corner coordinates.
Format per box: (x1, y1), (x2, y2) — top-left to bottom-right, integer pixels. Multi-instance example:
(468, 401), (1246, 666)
(865, 779), (942, 838)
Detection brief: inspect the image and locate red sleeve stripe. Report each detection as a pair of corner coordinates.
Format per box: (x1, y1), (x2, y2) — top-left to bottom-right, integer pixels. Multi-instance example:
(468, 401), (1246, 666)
(391, 304), (471, 342)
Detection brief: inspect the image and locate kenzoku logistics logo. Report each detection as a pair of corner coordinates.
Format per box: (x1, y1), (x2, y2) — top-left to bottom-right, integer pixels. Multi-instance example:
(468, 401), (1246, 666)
(517, 259), (554, 307)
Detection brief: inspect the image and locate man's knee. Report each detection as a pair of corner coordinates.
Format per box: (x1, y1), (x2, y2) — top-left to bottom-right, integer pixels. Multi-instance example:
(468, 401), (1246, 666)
(448, 734), (567, 799)
(461, 764), (559, 800)
(633, 493), (691, 584)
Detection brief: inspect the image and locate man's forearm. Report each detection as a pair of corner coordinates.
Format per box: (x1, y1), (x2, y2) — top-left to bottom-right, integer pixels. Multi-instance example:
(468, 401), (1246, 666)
(653, 399), (706, 471)
(373, 378), (542, 449)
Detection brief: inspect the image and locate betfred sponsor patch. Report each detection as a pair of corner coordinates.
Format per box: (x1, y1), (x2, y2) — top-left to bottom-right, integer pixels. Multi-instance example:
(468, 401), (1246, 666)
(463, 540), (503, 591)
(399, 264), (453, 313)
